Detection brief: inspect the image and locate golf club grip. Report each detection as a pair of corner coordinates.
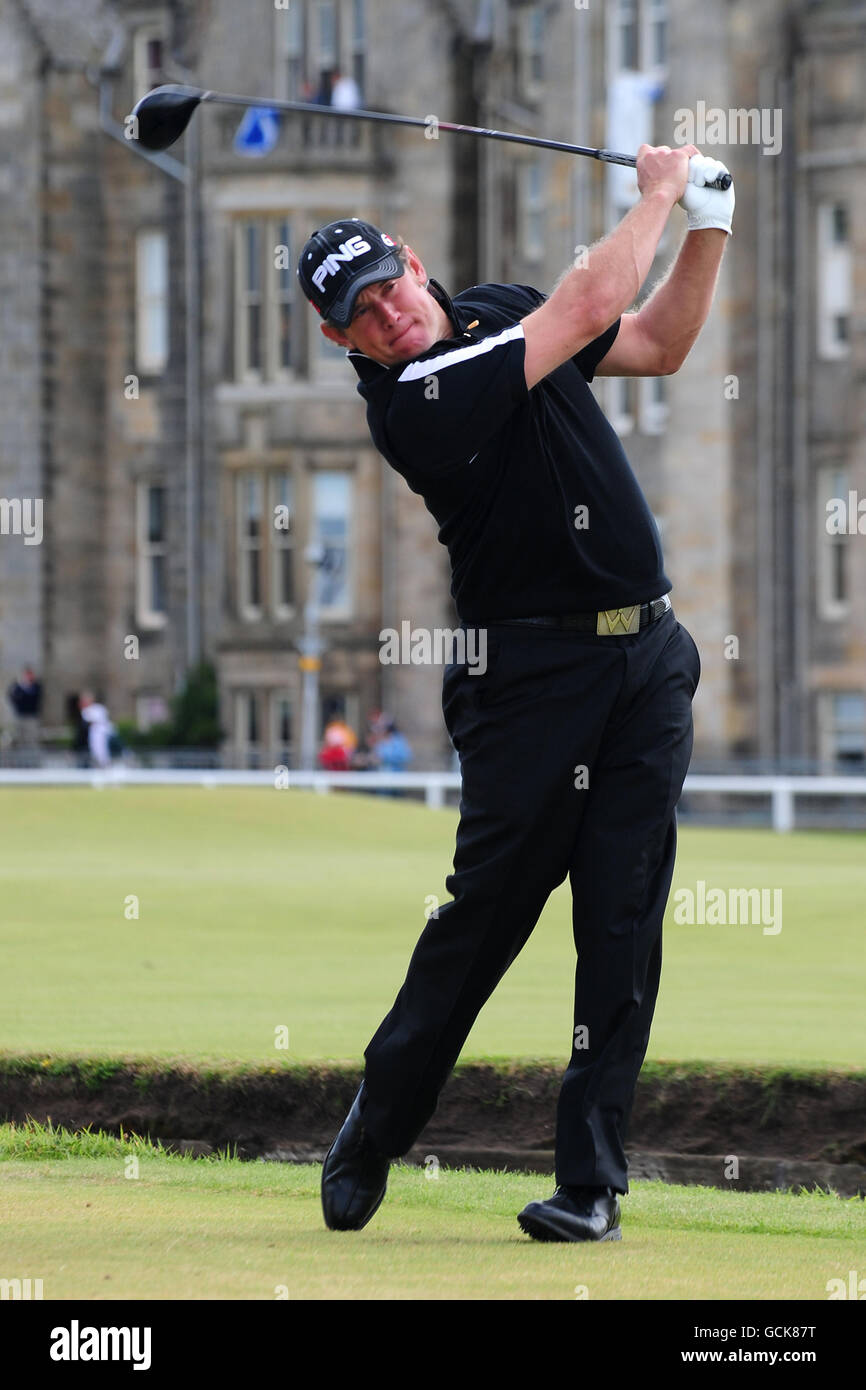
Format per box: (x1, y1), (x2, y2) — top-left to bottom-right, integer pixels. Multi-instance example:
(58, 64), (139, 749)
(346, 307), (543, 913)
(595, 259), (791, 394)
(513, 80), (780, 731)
(599, 149), (731, 190)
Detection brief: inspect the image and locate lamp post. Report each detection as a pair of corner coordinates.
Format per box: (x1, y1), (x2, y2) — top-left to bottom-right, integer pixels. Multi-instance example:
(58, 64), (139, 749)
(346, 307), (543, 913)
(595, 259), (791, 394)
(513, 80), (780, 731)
(96, 69), (202, 676)
(297, 542), (327, 771)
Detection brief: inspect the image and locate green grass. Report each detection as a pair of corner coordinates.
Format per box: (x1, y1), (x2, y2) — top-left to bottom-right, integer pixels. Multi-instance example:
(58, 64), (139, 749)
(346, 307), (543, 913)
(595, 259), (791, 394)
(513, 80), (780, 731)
(0, 788), (864, 1067)
(0, 1123), (861, 1301)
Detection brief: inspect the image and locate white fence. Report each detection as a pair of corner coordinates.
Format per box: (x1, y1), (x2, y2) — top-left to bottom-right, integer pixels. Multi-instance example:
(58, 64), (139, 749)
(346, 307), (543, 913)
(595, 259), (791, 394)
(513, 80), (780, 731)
(2, 767), (866, 831)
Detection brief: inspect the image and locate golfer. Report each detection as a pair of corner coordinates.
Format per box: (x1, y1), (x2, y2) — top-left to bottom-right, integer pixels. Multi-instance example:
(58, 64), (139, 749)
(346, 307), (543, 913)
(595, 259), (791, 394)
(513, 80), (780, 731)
(298, 143), (733, 1241)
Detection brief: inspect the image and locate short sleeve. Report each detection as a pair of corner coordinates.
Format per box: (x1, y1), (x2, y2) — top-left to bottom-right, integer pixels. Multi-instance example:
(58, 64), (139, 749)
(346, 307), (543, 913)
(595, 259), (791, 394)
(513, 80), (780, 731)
(572, 319), (621, 382)
(380, 323), (529, 477)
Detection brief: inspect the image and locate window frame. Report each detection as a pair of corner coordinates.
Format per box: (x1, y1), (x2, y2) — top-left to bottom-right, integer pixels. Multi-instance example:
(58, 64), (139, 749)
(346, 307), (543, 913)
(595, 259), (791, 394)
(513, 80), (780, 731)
(135, 229), (169, 375)
(132, 24), (165, 104)
(639, 374), (669, 434)
(520, 162), (547, 264)
(270, 470), (296, 621)
(236, 472), (265, 621)
(816, 465), (850, 621)
(521, 4), (546, 100)
(607, 377), (637, 436)
(270, 690), (295, 761)
(818, 690), (866, 770)
(135, 481), (168, 629)
(234, 216), (301, 384)
(311, 469), (353, 622)
(816, 201), (852, 361)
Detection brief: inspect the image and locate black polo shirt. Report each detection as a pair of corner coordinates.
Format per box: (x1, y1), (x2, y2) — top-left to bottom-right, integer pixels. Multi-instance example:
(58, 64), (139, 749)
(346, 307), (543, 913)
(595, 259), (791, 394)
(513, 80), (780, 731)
(349, 279), (670, 623)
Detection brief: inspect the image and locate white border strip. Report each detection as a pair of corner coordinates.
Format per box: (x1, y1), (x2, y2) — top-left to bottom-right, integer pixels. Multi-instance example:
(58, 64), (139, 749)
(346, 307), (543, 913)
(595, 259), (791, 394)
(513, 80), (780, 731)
(396, 323), (525, 382)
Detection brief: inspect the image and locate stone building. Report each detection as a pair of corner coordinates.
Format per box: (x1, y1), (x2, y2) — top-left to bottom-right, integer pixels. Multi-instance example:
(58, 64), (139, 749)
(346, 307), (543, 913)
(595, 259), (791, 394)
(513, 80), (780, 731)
(0, 0), (863, 773)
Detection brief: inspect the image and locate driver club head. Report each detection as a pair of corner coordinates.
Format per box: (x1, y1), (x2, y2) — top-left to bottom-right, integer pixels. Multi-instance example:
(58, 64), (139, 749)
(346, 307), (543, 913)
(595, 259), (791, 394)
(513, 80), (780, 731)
(129, 84), (205, 151)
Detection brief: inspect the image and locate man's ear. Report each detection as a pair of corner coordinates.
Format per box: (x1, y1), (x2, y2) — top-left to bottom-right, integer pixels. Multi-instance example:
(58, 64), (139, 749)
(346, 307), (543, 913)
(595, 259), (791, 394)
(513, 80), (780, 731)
(321, 321), (353, 349)
(404, 248), (427, 283)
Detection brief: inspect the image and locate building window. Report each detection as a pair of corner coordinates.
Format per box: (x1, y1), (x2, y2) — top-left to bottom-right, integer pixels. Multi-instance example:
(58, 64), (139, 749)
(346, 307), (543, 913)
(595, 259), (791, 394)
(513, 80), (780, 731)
(640, 375), (668, 434)
(271, 692), (294, 762)
(270, 471), (295, 617)
(234, 217), (299, 380)
(133, 26), (164, 103)
(136, 231), (168, 373)
(351, 0), (366, 97)
(274, 218), (295, 373)
(237, 474), (264, 619)
(644, 0), (668, 70)
(234, 691), (298, 766)
(312, 471), (351, 616)
(236, 470), (297, 620)
(234, 690), (264, 767)
(136, 482), (168, 628)
(275, 0), (365, 104)
(818, 692), (866, 770)
(237, 223), (263, 377)
(817, 467), (849, 619)
(520, 163), (546, 262)
(610, 0), (667, 75)
(607, 377), (637, 435)
(614, 0), (640, 72)
(280, 0), (306, 100)
(315, 0), (339, 92)
(321, 690), (360, 741)
(817, 203), (851, 360)
(522, 4), (545, 96)
(136, 693), (170, 731)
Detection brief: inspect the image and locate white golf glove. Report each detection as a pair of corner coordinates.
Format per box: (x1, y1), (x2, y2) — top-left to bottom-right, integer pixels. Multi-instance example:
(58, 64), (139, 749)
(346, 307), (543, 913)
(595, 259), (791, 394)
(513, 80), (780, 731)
(678, 154), (735, 235)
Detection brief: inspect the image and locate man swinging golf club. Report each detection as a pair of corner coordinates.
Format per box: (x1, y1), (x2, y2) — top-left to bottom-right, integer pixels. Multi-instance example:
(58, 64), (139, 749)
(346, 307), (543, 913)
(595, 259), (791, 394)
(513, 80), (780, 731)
(298, 143), (733, 1242)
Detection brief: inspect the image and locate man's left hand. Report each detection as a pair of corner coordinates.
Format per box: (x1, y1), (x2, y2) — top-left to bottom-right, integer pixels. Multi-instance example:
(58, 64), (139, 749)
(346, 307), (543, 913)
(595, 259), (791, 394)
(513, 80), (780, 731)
(678, 154), (735, 235)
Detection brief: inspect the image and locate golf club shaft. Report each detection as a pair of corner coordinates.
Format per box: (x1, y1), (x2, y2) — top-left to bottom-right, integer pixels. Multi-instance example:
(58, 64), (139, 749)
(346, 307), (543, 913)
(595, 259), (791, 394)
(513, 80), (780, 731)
(197, 88), (732, 187)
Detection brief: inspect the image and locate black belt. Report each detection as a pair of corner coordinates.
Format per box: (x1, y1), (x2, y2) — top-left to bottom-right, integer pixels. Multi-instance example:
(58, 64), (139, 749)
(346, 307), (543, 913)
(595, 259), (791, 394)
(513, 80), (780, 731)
(488, 594), (672, 635)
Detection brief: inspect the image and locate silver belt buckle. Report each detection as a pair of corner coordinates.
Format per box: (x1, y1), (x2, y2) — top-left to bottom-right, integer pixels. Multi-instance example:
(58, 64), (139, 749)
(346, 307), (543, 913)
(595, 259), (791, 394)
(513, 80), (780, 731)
(596, 604), (641, 635)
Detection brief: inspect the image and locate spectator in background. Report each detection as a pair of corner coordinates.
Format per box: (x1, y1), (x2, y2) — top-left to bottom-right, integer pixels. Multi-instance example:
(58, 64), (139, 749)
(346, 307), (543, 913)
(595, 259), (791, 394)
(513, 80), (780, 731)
(67, 691), (91, 767)
(330, 69), (362, 149)
(313, 67), (337, 148)
(313, 68), (334, 105)
(350, 737), (378, 771)
(79, 691), (117, 769)
(375, 717), (413, 797)
(7, 666), (42, 757)
(318, 716), (358, 772)
(365, 708), (387, 744)
(331, 69), (362, 110)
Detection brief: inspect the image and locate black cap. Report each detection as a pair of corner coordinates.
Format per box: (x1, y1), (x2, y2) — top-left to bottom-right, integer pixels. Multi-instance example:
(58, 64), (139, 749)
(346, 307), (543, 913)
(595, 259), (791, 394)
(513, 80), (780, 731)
(297, 218), (404, 328)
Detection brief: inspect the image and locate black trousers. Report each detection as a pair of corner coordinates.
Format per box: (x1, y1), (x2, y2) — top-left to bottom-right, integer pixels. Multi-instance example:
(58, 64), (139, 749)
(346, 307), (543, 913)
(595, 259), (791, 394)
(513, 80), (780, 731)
(362, 606), (700, 1192)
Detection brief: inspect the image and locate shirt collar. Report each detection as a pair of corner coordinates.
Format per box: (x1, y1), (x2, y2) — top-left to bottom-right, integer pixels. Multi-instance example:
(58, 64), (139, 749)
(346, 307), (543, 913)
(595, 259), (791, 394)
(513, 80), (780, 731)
(347, 278), (476, 384)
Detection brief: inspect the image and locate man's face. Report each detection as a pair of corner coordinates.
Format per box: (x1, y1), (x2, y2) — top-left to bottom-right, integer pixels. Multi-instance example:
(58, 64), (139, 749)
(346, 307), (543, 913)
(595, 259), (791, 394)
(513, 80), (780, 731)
(320, 248), (453, 366)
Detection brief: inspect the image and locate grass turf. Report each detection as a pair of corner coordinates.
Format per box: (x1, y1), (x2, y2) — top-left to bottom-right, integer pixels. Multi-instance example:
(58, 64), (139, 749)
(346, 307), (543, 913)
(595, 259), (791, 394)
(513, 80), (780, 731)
(0, 1123), (862, 1301)
(0, 788), (864, 1068)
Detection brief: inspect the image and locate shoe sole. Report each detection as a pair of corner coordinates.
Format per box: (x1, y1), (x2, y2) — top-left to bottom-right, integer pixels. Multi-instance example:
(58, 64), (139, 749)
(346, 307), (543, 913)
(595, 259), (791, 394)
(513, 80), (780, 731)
(321, 1134), (388, 1232)
(323, 1182), (388, 1232)
(517, 1210), (622, 1243)
(323, 1167), (389, 1234)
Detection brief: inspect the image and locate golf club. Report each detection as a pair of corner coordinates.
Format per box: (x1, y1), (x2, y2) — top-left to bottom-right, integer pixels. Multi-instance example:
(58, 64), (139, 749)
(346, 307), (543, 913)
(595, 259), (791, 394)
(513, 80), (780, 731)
(129, 84), (732, 189)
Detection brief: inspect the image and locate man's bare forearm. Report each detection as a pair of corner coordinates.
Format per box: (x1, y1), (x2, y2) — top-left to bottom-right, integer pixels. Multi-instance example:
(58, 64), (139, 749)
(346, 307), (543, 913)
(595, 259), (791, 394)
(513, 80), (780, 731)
(636, 228), (728, 369)
(550, 187), (679, 336)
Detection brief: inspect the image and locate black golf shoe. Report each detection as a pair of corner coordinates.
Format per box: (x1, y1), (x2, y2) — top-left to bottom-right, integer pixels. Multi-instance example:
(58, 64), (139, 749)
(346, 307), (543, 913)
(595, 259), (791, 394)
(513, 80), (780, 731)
(321, 1083), (390, 1231)
(517, 1185), (622, 1242)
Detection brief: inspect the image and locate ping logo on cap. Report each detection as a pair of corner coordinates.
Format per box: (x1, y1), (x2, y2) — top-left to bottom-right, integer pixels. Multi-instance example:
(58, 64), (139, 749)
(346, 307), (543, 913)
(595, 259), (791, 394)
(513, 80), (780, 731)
(298, 219), (405, 326)
(312, 234), (373, 292)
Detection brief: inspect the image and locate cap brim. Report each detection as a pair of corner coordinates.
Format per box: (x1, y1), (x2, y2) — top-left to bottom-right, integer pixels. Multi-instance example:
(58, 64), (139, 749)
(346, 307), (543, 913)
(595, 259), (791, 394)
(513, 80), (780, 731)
(326, 254), (405, 327)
